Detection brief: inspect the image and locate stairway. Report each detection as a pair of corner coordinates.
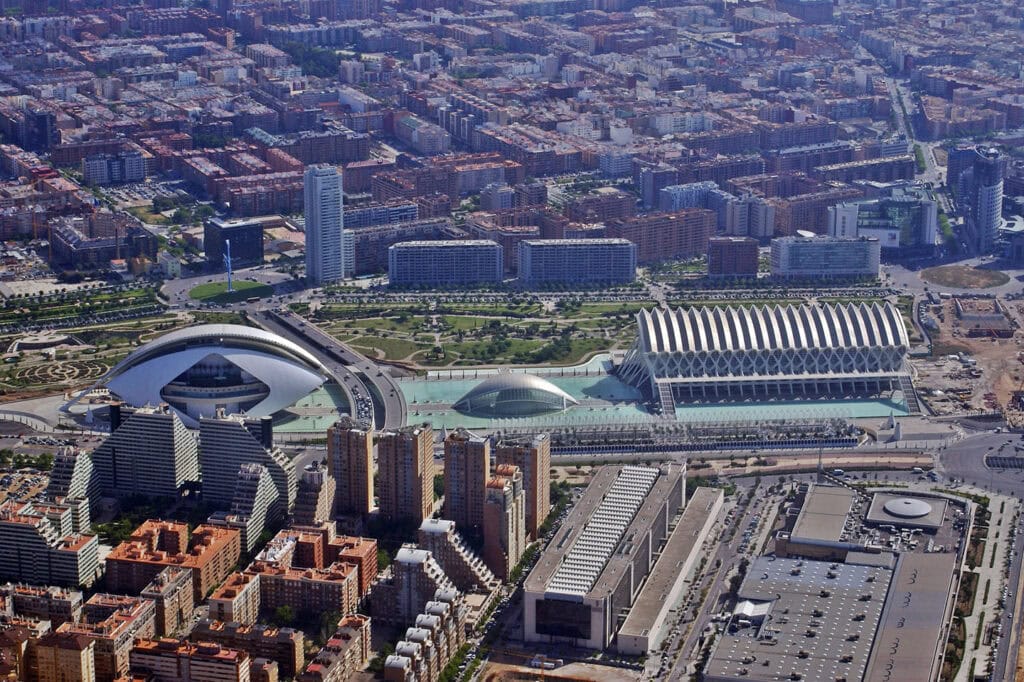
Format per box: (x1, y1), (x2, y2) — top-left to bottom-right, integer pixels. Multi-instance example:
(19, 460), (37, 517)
(898, 374), (922, 414)
(658, 382), (677, 420)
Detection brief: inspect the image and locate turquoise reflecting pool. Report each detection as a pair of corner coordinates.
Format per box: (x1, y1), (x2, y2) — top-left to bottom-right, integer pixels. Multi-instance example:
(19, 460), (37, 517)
(271, 353), (911, 434)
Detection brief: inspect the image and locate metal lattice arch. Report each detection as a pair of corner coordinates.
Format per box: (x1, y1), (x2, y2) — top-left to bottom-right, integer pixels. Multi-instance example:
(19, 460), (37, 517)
(618, 302), (913, 408)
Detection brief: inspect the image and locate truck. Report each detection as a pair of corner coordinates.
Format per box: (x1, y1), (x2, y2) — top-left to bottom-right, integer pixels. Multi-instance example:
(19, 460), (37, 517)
(529, 657), (563, 670)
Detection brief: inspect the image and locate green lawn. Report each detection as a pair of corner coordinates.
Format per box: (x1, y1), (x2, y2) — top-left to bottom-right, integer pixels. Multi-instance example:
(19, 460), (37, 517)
(189, 280), (274, 304)
(347, 317), (425, 334)
(126, 206), (170, 225)
(436, 303), (543, 318)
(350, 337), (427, 361)
(315, 301), (630, 368)
(436, 338), (545, 364)
(438, 315), (509, 332)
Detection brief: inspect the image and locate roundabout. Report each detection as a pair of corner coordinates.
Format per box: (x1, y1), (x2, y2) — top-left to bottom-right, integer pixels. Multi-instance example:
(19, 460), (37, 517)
(188, 280), (274, 305)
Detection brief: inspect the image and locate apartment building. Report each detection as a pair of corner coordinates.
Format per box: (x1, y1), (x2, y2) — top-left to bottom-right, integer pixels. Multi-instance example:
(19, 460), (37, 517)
(59, 594), (156, 681)
(707, 236), (760, 277)
(199, 414), (296, 518)
(517, 238), (636, 287)
(208, 463), (280, 555)
(0, 500), (100, 588)
(208, 573), (261, 626)
(606, 210), (714, 264)
(372, 547), (456, 626)
(377, 424), (434, 524)
(129, 639), (250, 682)
(482, 465), (526, 582)
(36, 631), (96, 682)
(105, 521), (241, 602)
(140, 567), (194, 638)
(443, 429), (489, 536)
(770, 235), (881, 279)
(327, 417), (374, 517)
(191, 619), (304, 678)
(296, 614), (371, 682)
(388, 240), (503, 288)
(293, 462), (335, 526)
(417, 519), (499, 594)
(91, 404), (200, 500)
(494, 434), (550, 541)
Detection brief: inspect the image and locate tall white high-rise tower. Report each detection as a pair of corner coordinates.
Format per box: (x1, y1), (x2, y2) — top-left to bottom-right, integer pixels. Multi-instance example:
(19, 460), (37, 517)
(304, 164), (346, 285)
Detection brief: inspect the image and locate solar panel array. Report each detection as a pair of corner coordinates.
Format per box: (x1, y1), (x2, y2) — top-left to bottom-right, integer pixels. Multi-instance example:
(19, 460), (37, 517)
(546, 466), (659, 597)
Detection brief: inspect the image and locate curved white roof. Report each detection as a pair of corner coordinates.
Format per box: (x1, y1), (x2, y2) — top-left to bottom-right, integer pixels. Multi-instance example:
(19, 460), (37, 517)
(102, 324), (327, 424)
(635, 302), (909, 354)
(105, 324), (325, 380)
(454, 373), (578, 408)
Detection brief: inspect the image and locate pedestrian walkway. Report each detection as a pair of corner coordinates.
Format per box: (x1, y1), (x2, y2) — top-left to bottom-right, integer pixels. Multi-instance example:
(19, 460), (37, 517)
(956, 488), (1019, 682)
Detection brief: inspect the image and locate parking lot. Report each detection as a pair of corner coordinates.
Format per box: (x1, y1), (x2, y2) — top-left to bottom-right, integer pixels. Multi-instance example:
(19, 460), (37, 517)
(100, 180), (184, 208)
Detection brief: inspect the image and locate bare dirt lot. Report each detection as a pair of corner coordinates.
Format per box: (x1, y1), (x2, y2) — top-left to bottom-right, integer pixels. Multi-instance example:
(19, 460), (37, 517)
(915, 297), (1024, 416)
(921, 265), (1011, 289)
(482, 661), (640, 682)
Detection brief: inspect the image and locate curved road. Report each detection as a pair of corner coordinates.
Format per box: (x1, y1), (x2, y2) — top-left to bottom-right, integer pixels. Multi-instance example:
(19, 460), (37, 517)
(253, 308), (407, 430)
(159, 267), (408, 429)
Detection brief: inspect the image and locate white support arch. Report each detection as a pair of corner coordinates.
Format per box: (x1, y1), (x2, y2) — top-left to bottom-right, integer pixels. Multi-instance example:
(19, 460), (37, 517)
(618, 302), (916, 410)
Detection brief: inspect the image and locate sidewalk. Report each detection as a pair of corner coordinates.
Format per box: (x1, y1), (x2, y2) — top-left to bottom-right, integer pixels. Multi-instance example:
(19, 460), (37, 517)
(955, 488), (1019, 682)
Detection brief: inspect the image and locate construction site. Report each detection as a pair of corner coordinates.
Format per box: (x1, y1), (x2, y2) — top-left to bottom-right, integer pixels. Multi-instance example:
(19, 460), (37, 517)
(912, 294), (1024, 424)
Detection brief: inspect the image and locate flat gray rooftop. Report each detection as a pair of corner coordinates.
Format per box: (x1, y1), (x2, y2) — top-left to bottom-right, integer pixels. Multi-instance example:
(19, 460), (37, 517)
(619, 487), (723, 642)
(865, 492), (947, 530)
(864, 551), (956, 682)
(590, 468), (683, 600)
(791, 484), (855, 542)
(525, 465), (685, 602)
(704, 556), (893, 682)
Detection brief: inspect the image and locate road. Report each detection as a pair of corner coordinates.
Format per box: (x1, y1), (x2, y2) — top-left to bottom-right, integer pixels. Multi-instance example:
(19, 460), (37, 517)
(883, 76), (944, 186)
(939, 430), (1024, 681)
(253, 308), (408, 430)
(250, 308), (368, 423)
(661, 483), (773, 680)
(883, 255), (1024, 298)
(160, 267), (301, 306)
(992, 504), (1023, 682)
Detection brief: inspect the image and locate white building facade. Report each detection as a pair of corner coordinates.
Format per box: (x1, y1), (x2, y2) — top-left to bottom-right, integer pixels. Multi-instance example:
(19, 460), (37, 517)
(304, 165), (347, 285)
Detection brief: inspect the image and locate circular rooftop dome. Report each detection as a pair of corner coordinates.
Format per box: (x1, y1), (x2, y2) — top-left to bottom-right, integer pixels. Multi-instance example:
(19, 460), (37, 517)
(883, 498), (933, 519)
(102, 324), (327, 426)
(453, 373), (578, 418)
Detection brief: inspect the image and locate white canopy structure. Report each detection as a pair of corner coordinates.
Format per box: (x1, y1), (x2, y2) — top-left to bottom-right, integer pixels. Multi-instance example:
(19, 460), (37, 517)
(618, 302), (913, 413)
(453, 373), (578, 417)
(102, 324), (326, 426)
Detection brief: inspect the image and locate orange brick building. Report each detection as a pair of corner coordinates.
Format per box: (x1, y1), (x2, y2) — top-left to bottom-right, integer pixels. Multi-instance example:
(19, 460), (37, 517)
(606, 209), (714, 264)
(261, 523), (378, 597)
(105, 521), (241, 601)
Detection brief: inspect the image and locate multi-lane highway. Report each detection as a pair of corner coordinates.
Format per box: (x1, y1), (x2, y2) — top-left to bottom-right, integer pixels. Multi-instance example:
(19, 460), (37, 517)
(253, 307), (407, 430)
